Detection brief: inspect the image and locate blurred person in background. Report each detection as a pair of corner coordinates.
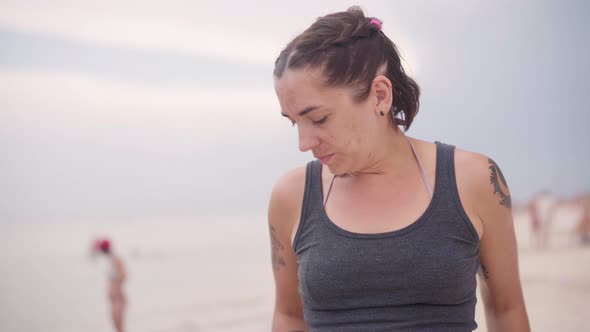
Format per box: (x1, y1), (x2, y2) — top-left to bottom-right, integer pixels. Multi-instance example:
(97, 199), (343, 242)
(91, 238), (127, 332)
(549, 192), (590, 245)
(268, 7), (529, 332)
(536, 191), (590, 248)
(528, 190), (558, 248)
(576, 193), (590, 244)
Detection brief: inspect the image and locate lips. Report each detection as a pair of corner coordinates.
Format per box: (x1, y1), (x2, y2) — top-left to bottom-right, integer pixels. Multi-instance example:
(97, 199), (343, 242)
(317, 153), (334, 164)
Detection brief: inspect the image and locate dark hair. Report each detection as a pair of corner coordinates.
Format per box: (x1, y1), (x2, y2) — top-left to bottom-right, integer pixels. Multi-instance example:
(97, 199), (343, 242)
(274, 6), (420, 131)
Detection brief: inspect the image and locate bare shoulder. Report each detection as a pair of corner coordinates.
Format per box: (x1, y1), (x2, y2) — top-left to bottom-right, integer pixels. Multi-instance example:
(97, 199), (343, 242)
(112, 256), (126, 274)
(268, 166), (308, 244)
(270, 166), (307, 217)
(454, 147), (513, 237)
(455, 148), (511, 205)
(114, 256), (125, 266)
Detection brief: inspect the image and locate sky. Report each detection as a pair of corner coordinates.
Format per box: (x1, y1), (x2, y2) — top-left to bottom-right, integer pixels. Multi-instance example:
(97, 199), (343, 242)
(1, 0), (588, 222)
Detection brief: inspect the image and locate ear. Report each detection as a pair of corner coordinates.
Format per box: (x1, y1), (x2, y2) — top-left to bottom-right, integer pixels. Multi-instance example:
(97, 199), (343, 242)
(371, 75), (393, 116)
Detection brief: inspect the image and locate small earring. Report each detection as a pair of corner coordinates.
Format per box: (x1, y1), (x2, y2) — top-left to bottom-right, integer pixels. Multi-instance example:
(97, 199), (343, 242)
(379, 110), (385, 117)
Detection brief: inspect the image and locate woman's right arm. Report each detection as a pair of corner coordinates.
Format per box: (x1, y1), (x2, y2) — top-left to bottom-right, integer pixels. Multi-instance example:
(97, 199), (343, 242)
(268, 167), (308, 332)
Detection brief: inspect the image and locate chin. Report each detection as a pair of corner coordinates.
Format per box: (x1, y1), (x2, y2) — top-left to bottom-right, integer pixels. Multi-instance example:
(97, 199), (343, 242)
(325, 161), (349, 176)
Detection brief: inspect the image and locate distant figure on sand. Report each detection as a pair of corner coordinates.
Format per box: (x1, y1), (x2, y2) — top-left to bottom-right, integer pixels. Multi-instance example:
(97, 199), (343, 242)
(92, 238), (127, 332)
(577, 193), (590, 244)
(553, 193), (590, 245)
(528, 191), (557, 248)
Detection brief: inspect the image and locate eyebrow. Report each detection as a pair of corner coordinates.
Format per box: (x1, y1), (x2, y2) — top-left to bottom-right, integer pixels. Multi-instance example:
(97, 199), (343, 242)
(281, 105), (321, 118)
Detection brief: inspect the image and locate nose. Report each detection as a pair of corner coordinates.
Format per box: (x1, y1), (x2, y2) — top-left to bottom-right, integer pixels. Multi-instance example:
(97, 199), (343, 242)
(298, 125), (319, 152)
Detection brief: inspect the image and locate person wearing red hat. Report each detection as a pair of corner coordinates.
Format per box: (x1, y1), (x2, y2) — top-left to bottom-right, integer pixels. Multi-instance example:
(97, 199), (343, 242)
(92, 238), (127, 332)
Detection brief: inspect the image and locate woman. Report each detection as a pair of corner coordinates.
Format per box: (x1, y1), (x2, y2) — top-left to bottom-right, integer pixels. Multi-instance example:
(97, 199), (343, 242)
(92, 238), (127, 332)
(268, 7), (530, 331)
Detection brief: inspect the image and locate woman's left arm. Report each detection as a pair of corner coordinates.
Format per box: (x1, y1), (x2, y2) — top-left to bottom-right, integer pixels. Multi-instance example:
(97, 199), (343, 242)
(473, 156), (530, 331)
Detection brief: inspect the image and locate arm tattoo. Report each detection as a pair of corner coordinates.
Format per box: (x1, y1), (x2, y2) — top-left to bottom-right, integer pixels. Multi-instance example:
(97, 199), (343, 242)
(269, 224), (287, 271)
(488, 158), (512, 208)
(479, 263), (490, 280)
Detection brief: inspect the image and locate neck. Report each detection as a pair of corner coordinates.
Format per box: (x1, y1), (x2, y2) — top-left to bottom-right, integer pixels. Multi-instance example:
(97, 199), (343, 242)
(349, 129), (416, 178)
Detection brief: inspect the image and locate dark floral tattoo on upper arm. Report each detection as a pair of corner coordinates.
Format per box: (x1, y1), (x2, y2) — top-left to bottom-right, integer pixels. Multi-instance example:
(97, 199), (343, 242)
(488, 158), (512, 208)
(269, 224), (287, 271)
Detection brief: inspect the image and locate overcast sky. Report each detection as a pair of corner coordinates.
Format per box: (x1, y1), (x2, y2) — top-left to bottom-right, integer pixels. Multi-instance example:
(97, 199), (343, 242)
(1, 0), (588, 222)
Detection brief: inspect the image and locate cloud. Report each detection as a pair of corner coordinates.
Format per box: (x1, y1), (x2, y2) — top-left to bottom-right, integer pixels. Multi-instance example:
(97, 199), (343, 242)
(0, 70), (278, 121)
(0, 1), (422, 69)
(0, 70), (304, 221)
(0, 28), (273, 88)
(0, 1), (282, 64)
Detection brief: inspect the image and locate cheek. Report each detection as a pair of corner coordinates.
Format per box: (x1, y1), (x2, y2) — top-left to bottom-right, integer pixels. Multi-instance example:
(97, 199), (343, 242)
(338, 118), (367, 153)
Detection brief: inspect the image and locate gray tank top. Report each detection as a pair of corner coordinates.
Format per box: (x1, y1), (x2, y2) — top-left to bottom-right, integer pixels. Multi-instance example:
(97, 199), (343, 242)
(293, 142), (480, 331)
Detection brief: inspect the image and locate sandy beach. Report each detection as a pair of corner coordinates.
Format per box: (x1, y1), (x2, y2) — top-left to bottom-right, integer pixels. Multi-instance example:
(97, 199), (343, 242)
(1, 210), (589, 332)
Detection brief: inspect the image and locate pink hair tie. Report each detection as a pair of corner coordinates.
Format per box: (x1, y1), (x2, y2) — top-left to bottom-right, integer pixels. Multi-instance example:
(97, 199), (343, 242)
(369, 18), (382, 30)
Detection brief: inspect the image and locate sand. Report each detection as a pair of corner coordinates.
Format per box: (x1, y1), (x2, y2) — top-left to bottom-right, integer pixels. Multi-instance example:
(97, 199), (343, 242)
(1, 211), (588, 331)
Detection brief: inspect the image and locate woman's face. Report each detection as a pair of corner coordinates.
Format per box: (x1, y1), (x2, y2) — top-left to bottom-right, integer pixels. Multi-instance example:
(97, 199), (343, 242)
(274, 67), (382, 175)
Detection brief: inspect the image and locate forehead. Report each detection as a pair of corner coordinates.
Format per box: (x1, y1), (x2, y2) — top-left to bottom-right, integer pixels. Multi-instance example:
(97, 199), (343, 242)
(274, 67), (324, 99)
(274, 67), (353, 114)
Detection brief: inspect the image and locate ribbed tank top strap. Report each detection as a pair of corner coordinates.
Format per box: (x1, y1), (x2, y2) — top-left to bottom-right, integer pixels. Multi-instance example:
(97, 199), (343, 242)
(433, 141), (454, 195)
(434, 141), (480, 242)
(292, 160), (323, 251)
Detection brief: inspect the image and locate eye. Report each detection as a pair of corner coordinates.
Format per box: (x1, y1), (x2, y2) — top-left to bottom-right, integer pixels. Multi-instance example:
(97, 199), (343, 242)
(312, 116), (328, 125)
